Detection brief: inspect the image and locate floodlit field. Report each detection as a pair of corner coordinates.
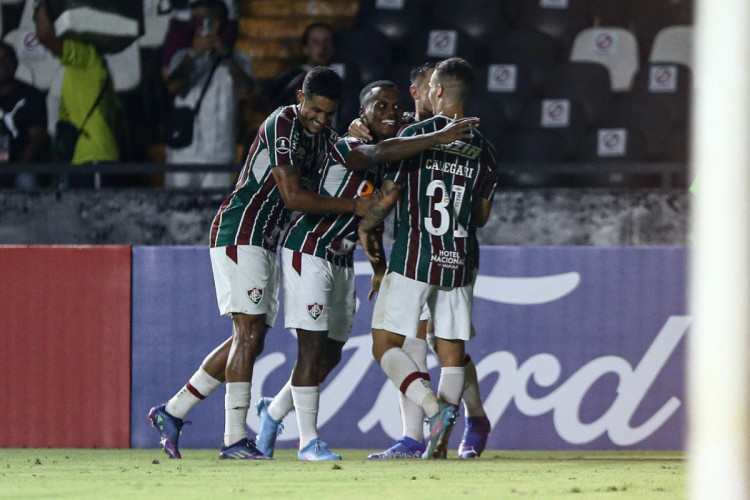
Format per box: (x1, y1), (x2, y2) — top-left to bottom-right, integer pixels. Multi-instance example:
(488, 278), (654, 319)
(0, 449), (684, 499)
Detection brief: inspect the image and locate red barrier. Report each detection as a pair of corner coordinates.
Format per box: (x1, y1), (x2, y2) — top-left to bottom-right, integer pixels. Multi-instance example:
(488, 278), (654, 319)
(0, 246), (131, 448)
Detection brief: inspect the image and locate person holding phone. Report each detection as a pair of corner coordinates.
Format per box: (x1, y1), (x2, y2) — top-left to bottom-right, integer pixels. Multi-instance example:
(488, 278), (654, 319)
(163, 0), (255, 189)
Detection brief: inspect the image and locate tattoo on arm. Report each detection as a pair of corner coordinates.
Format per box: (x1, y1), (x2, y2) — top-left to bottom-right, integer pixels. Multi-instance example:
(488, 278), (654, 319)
(360, 183), (403, 231)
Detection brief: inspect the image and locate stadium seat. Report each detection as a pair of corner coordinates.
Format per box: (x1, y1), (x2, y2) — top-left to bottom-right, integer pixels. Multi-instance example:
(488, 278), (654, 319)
(576, 127), (647, 162)
(4, 28), (61, 91)
(595, 95), (671, 160)
(628, 0), (693, 63)
(517, 97), (587, 156)
(488, 29), (563, 91)
(472, 63), (534, 127)
(334, 26), (393, 68)
(542, 61), (612, 124)
(507, 0), (594, 53)
(662, 128), (688, 163)
(649, 25), (693, 70)
(569, 27), (639, 91)
(589, 0), (629, 27)
(355, 0), (425, 50)
(3, 0), (60, 91)
(138, 0), (172, 49)
(333, 27), (393, 83)
(498, 128), (572, 162)
(630, 62), (691, 130)
(402, 27), (477, 66)
(427, 0), (508, 48)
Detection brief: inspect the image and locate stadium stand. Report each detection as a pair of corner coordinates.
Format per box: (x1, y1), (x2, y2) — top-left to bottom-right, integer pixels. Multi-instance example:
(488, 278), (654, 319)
(402, 27), (477, 65)
(542, 61), (612, 125)
(569, 26), (640, 91)
(488, 29), (563, 92)
(333, 25), (392, 82)
(506, 0), (593, 53)
(354, 0), (425, 52)
(472, 62), (535, 129)
(576, 127), (647, 162)
(649, 25), (693, 70)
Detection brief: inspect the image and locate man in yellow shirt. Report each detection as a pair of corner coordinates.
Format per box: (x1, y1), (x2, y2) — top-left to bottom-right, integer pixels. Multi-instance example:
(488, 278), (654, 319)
(34, 2), (120, 169)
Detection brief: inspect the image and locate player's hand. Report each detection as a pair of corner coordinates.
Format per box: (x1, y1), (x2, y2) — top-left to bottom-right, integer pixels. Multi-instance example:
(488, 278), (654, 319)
(435, 116), (480, 144)
(358, 226), (381, 263)
(353, 195), (374, 218)
(193, 32), (217, 55)
(368, 271), (384, 301)
(348, 118), (373, 142)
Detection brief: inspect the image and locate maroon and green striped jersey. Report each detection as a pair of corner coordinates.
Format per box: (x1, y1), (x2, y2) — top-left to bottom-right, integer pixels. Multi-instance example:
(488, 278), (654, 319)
(387, 115), (498, 287)
(283, 136), (384, 267)
(209, 105), (338, 250)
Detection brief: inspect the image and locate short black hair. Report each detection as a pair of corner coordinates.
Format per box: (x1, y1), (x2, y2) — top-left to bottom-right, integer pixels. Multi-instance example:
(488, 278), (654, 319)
(409, 61), (437, 85)
(359, 80), (398, 105)
(301, 22), (335, 46)
(302, 66), (343, 101)
(190, 0), (228, 20)
(434, 57), (474, 101)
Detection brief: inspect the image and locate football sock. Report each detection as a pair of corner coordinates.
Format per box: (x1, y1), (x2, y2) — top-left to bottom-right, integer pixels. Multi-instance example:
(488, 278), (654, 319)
(438, 366), (466, 406)
(166, 367), (221, 420)
(223, 382), (251, 446)
(400, 337), (429, 441)
(461, 356), (487, 418)
(380, 347), (439, 418)
(268, 378), (294, 422)
(292, 385), (320, 449)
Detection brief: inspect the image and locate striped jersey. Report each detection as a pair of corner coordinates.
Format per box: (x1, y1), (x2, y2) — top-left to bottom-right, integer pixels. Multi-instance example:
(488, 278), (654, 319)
(283, 136), (383, 267)
(209, 105), (338, 250)
(387, 115), (498, 287)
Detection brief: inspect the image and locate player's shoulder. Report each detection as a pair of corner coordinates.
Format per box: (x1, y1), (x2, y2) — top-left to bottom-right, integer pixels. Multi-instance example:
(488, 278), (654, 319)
(337, 135), (365, 149)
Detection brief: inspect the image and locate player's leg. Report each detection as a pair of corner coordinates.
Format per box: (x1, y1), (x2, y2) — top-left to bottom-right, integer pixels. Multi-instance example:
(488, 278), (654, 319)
(147, 338), (228, 459)
(421, 286), (473, 459)
(369, 311), (428, 459)
(372, 273), (442, 421)
(217, 245), (277, 460)
(457, 352), (491, 459)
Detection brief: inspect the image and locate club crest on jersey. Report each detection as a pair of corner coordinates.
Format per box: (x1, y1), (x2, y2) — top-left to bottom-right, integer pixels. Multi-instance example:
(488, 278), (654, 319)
(275, 137), (291, 155)
(247, 288), (264, 304)
(307, 302), (324, 320)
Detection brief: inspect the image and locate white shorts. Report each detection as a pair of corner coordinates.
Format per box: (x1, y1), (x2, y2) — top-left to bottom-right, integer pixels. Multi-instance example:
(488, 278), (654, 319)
(281, 247), (355, 342)
(372, 271), (475, 341)
(210, 245), (279, 326)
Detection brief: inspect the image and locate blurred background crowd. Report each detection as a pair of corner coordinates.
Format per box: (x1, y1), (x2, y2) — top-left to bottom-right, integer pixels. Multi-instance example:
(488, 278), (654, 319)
(0, 0), (693, 189)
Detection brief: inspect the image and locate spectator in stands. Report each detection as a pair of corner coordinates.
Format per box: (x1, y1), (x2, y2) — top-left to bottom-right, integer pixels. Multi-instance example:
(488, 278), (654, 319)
(160, 0), (239, 81)
(265, 22), (335, 109)
(163, 0), (255, 189)
(33, 1), (120, 187)
(0, 41), (50, 188)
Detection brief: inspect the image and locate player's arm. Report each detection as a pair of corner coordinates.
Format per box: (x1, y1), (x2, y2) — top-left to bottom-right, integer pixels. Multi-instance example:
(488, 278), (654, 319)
(343, 117), (480, 171)
(358, 179), (403, 262)
(472, 198), (493, 228)
(365, 225), (387, 301)
(272, 164), (372, 217)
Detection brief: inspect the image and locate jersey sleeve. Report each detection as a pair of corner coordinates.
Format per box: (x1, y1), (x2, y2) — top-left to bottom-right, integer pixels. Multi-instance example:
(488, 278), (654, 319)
(384, 123), (420, 184)
(264, 110), (295, 167)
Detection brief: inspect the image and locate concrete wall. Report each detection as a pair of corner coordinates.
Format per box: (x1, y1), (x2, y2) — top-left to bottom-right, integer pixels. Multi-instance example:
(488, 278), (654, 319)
(0, 188), (689, 246)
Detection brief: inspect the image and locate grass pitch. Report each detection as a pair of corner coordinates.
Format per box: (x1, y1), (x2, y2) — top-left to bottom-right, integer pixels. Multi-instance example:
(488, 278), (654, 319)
(0, 449), (684, 499)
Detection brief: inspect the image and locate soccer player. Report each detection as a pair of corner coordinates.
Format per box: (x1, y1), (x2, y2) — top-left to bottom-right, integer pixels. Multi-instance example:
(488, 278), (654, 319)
(147, 67), (372, 460)
(253, 80), (480, 460)
(352, 62), (492, 459)
(358, 58), (498, 459)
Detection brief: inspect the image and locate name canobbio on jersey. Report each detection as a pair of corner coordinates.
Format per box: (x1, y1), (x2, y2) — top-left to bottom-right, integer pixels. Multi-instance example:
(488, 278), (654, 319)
(250, 267), (688, 447)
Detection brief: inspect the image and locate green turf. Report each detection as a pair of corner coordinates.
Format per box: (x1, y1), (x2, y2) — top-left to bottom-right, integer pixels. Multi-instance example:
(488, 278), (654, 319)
(0, 449), (685, 499)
